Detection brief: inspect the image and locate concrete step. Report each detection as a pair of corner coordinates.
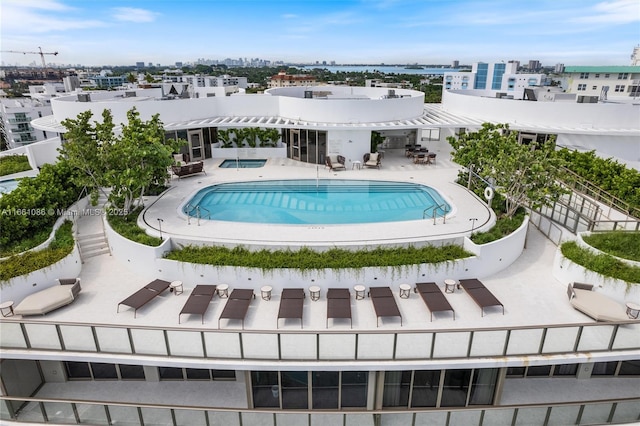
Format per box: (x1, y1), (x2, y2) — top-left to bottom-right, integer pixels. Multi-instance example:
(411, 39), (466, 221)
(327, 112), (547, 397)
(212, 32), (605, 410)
(80, 241), (109, 252)
(82, 248), (111, 259)
(76, 233), (106, 241)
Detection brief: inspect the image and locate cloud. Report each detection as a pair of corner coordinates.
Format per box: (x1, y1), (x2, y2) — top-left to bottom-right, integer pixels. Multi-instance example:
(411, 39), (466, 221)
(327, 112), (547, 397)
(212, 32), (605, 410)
(1, 1), (107, 34)
(2, 0), (73, 11)
(111, 7), (160, 23)
(571, 0), (640, 24)
(282, 14), (298, 19)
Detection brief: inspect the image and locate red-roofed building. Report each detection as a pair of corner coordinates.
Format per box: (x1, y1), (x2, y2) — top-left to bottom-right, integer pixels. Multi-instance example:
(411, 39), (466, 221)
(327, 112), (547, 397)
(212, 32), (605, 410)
(268, 70), (316, 88)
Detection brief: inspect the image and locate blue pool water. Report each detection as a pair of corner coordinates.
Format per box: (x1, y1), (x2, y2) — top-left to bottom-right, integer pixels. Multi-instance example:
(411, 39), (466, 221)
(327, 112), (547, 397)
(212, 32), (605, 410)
(184, 180), (450, 224)
(219, 159), (266, 168)
(0, 179), (19, 196)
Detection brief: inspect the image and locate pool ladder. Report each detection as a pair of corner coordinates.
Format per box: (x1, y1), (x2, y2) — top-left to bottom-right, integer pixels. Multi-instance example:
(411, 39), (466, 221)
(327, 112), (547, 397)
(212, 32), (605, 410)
(185, 203), (211, 226)
(423, 203), (449, 225)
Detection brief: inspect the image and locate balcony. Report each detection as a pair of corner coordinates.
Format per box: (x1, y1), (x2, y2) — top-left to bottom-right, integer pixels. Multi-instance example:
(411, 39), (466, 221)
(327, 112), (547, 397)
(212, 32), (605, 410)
(9, 126), (34, 133)
(8, 117), (30, 124)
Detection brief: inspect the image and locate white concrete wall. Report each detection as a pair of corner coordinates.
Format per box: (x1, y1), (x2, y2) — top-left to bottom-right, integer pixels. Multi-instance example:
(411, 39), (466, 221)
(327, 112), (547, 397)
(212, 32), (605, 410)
(442, 90), (640, 130)
(327, 129), (372, 167)
(25, 137), (62, 167)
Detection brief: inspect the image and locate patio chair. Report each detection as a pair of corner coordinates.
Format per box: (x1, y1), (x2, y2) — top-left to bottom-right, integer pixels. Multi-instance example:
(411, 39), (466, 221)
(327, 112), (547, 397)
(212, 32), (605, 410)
(459, 279), (504, 317)
(326, 154), (346, 171)
(218, 288), (255, 329)
(369, 287), (402, 326)
(363, 152), (382, 169)
(415, 282), (455, 321)
(117, 279), (171, 318)
(277, 288), (305, 328)
(179, 285), (217, 324)
(327, 288), (352, 328)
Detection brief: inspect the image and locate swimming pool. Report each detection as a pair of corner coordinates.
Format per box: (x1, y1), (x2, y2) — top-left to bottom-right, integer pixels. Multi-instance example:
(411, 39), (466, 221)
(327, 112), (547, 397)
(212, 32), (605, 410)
(219, 159), (266, 168)
(184, 179), (451, 224)
(0, 179), (19, 196)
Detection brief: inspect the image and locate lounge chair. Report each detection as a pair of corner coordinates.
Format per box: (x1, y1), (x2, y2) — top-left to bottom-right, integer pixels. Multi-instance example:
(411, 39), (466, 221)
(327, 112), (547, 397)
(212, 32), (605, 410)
(369, 287), (402, 326)
(415, 282), (455, 321)
(13, 278), (81, 316)
(277, 288), (305, 328)
(363, 152), (381, 169)
(327, 288), (352, 328)
(218, 289), (255, 329)
(567, 282), (629, 322)
(117, 279), (171, 318)
(171, 161), (206, 178)
(179, 285), (217, 324)
(326, 154), (346, 171)
(459, 279), (504, 317)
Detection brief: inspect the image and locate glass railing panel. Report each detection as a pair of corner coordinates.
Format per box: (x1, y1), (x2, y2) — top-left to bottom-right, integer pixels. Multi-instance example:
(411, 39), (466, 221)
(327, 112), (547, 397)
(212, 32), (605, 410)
(242, 333), (279, 359)
(13, 401), (45, 423)
(310, 413), (344, 425)
(76, 403), (109, 425)
(59, 325), (97, 351)
(481, 407), (516, 425)
(547, 404), (580, 425)
(357, 334), (395, 360)
(203, 332), (242, 358)
(395, 333), (432, 359)
(24, 323), (61, 350)
(611, 400), (640, 423)
(449, 409), (482, 426)
(208, 410), (240, 426)
(166, 330), (204, 357)
(139, 406), (172, 426)
(514, 407), (547, 425)
(345, 412), (375, 425)
(414, 411), (447, 424)
(432, 332), (470, 358)
(542, 327), (580, 353)
(612, 323), (640, 350)
(42, 401), (75, 424)
(277, 412), (309, 425)
(579, 402), (613, 425)
(242, 411), (274, 425)
(0, 322), (27, 348)
(506, 329), (544, 355)
(469, 330), (508, 357)
(319, 334), (356, 359)
(0, 399), (11, 421)
(173, 408), (207, 425)
(380, 412), (415, 425)
(129, 329), (167, 356)
(106, 405), (139, 426)
(280, 333), (317, 360)
(577, 325), (614, 351)
(94, 327), (133, 353)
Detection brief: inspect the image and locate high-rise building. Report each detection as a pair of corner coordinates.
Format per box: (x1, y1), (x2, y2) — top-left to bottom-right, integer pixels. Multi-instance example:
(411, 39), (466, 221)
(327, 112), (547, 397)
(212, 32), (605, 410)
(528, 60), (541, 71)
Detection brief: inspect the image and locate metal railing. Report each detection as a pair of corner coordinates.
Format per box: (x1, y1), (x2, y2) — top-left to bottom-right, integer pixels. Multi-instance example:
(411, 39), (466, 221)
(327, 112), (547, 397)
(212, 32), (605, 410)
(2, 395), (639, 425)
(423, 203), (449, 224)
(185, 203), (211, 226)
(1, 318), (638, 363)
(8, 117), (30, 124)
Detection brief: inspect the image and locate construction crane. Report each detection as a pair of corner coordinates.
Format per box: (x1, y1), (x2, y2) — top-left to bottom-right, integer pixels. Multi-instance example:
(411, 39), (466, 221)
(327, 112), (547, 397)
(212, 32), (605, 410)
(1, 47), (59, 71)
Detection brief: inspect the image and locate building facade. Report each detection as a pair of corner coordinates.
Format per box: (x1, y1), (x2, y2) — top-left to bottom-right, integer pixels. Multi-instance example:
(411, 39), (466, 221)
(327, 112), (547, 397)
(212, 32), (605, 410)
(563, 66), (640, 100)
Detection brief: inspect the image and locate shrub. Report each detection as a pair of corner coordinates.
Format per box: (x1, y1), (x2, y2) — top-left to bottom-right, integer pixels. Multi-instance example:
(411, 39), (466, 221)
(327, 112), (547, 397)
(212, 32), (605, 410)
(471, 210), (526, 245)
(560, 241), (640, 284)
(0, 221), (75, 282)
(582, 231), (640, 262)
(107, 207), (162, 247)
(0, 155), (31, 176)
(166, 244), (473, 270)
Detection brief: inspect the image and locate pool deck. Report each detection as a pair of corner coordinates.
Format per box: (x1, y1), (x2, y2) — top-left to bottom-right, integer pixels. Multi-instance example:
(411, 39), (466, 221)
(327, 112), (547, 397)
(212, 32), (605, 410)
(142, 148), (494, 249)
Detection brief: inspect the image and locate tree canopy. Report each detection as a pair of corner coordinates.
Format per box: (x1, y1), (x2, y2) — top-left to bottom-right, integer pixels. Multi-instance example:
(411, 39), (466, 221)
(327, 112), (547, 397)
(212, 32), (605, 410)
(60, 107), (183, 212)
(448, 123), (566, 217)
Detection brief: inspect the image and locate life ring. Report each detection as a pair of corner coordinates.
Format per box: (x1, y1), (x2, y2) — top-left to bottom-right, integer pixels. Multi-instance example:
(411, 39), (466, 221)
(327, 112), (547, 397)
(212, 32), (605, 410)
(484, 186), (494, 200)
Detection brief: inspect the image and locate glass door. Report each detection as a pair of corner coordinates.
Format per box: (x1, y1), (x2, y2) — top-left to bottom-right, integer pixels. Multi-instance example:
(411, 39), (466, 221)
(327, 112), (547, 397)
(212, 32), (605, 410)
(188, 130), (204, 161)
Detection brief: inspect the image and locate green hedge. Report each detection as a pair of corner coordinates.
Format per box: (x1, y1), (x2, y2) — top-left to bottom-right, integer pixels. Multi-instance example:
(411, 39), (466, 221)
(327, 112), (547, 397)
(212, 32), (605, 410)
(560, 241), (640, 284)
(582, 231), (640, 262)
(471, 210), (526, 245)
(0, 221), (75, 282)
(107, 207), (162, 247)
(166, 244), (473, 271)
(0, 155), (31, 176)
(0, 161), (83, 249)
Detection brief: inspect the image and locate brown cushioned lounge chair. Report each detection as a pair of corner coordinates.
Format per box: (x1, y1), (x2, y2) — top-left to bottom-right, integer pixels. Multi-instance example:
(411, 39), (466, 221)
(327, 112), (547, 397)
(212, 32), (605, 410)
(117, 279), (171, 318)
(368, 287), (402, 326)
(415, 282), (455, 321)
(218, 289), (255, 329)
(459, 279), (504, 317)
(327, 288), (352, 328)
(179, 285), (217, 324)
(277, 288), (305, 328)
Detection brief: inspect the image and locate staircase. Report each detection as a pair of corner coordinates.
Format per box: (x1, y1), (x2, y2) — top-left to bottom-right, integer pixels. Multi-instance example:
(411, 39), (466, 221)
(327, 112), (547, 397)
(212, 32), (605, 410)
(76, 190), (111, 262)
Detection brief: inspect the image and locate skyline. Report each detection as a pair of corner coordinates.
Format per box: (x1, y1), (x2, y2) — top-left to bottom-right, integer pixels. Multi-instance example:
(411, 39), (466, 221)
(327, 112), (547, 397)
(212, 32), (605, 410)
(1, 0), (639, 67)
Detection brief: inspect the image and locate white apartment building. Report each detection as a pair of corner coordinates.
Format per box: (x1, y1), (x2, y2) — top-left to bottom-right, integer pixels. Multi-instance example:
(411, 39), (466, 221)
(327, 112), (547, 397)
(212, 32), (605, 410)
(564, 66), (640, 100)
(444, 61), (546, 99)
(0, 97), (53, 149)
(268, 71), (317, 88)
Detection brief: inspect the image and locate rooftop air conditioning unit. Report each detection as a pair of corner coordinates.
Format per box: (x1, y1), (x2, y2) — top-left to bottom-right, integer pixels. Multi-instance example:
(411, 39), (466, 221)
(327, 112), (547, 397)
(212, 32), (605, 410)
(124, 91), (136, 97)
(387, 89), (397, 98)
(304, 90), (313, 98)
(77, 93), (91, 102)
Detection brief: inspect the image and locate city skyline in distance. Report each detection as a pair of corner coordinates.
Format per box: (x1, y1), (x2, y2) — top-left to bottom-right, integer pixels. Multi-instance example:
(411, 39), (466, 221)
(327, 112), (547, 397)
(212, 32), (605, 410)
(1, 0), (639, 67)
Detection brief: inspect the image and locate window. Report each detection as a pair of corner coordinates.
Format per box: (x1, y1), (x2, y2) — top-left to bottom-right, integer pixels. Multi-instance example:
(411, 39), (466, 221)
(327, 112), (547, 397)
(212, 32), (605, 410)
(592, 86), (597, 90)
(383, 370), (411, 407)
(90, 363), (118, 379)
(526, 365), (552, 377)
(411, 370), (441, 407)
(577, 84), (587, 91)
(618, 73), (628, 79)
(469, 369), (498, 405)
(474, 63), (488, 89)
(594, 74), (600, 78)
(618, 360), (640, 376)
(158, 367), (183, 380)
(440, 369), (472, 407)
(604, 74), (610, 78)
(615, 85), (625, 92)
(553, 364), (578, 377)
(593, 361), (617, 376)
(579, 73), (589, 79)
(65, 361), (91, 379)
(119, 364), (145, 379)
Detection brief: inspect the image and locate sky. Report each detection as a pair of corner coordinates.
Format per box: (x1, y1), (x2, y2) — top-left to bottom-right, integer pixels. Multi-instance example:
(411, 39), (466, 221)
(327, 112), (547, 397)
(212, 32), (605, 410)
(1, 0), (639, 67)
